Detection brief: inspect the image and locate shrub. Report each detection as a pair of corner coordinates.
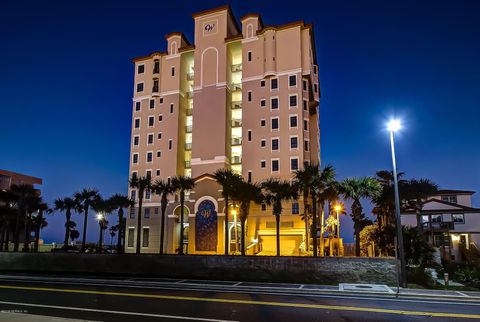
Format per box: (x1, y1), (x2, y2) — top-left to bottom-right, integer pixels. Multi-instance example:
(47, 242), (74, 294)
(407, 266), (435, 288)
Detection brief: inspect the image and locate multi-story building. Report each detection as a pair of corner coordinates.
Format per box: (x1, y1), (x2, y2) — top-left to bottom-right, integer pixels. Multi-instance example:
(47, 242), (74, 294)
(401, 189), (480, 263)
(0, 169), (42, 191)
(127, 5), (320, 255)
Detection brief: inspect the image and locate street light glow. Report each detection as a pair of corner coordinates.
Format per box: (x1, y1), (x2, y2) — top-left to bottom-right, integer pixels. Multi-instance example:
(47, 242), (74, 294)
(387, 119), (401, 132)
(96, 213), (103, 220)
(333, 204), (342, 212)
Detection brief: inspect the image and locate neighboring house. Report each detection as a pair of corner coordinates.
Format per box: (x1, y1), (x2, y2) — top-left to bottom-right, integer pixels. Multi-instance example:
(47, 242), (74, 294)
(401, 189), (480, 263)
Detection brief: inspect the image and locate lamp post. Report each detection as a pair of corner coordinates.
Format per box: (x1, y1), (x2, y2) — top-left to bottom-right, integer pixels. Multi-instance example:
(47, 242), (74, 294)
(232, 208), (238, 254)
(333, 204), (342, 238)
(97, 213), (105, 254)
(387, 119), (407, 288)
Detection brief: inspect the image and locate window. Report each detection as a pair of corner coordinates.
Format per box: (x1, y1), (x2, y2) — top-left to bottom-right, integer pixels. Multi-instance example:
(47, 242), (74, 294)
(289, 95), (297, 107)
(314, 84), (318, 92)
(260, 160), (266, 168)
(146, 170), (151, 179)
(290, 115), (298, 128)
(452, 214), (465, 224)
(314, 65), (318, 74)
(145, 189), (151, 199)
(271, 138), (279, 151)
(248, 91), (252, 102)
(158, 115), (163, 122)
(248, 130), (252, 142)
(261, 203), (267, 211)
(146, 152), (153, 163)
(147, 134), (153, 145)
(134, 118), (140, 129)
(133, 136), (139, 146)
(434, 235), (451, 248)
(271, 98), (279, 109)
(271, 117), (279, 130)
(303, 80), (307, 91)
(431, 214), (442, 223)
(291, 158), (299, 171)
(260, 99), (266, 107)
(303, 100), (308, 111)
(304, 119), (308, 131)
(142, 228), (150, 247)
(160, 97), (164, 104)
(260, 119), (266, 127)
(247, 171), (252, 183)
(260, 80), (265, 87)
(131, 172), (138, 179)
(157, 132), (162, 139)
(153, 60), (160, 73)
(171, 67), (175, 76)
(130, 190), (136, 201)
(248, 51), (252, 61)
(170, 103), (174, 114)
(156, 169), (160, 176)
(292, 202), (299, 214)
(304, 140), (310, 151)
(148, 116), (154, 127)
(132, 153), (139, 164)
(441, 195), (458, 204)
(152, 79), (159, 92)
(290, 137), (298, 149)
(272, 159), (279, 172)
(136, 83), (144, 92)
(289, 75), (297, 87)
(157, 151), (161, 157)
(137, 65), (144, 74)
(135, 102), (141, 111)
(168, 139), (172, 150)
(149, 99), (155, 109)
(127, 228), (135, 247)
(271, 78), (278, 90)
(144, 208), (150, 219)
(260, 139), (266, 147)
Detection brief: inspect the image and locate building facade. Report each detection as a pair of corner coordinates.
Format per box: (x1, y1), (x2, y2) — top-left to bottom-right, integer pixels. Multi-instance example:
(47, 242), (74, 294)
(0, 169), (42, 192)
(127, 6), (320, 255)
(401, 189), (480, 263)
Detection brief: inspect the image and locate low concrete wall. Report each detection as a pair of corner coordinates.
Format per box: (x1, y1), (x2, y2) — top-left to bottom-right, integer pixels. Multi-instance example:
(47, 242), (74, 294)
(0, 253), (398, 285)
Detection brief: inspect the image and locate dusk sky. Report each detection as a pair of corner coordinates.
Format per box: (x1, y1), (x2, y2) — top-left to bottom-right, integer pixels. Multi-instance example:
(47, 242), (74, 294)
(1, 0), (479, 244)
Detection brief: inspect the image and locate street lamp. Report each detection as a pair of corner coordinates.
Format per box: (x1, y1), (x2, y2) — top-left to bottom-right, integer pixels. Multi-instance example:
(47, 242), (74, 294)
(387, 119), (407, 288)
(97, 212), (105, 253)
(333, 203), (343, 238)
(231, 208), (239, 254)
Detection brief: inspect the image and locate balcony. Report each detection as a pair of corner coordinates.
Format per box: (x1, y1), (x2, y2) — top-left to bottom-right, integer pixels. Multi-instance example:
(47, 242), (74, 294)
(231, 137), (242, 146)
(422, 221), (455, 232)
(186, 125), (192, 133)
(185, 143), (192, 150)
(231, 101), (242, 109)
(231, 119), (242, 127)
(185, 160), (191, 168)
(231, 63), (242, 72)
(186, 108), (193, 116)
(231, 155), (242, 164)
(230, 82), (242, 92)
(186, 91), (193, 99)
(187, 72), (194, 81)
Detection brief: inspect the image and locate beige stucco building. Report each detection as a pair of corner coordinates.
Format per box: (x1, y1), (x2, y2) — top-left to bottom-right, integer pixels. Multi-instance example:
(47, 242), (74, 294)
(127, 6), (320, 255)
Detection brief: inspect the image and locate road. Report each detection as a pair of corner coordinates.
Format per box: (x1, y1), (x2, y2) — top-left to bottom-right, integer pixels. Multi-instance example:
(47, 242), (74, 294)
(0, 274), (479, 321)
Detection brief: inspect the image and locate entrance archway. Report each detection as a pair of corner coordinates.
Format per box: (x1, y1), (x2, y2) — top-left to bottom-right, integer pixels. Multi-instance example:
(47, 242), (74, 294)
(195, 200), (217, 251)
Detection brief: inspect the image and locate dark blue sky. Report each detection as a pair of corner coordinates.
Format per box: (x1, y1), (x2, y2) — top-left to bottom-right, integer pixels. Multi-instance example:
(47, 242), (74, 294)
(1, 0), (479, 244)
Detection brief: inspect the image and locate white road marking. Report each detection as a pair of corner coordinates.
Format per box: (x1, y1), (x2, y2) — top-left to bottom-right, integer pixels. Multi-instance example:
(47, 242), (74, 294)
(457, 291), (469, 297)
(0, 300), (238, 322)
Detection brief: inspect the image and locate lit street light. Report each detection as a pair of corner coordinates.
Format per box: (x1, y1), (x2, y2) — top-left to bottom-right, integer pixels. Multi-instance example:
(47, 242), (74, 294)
(97, 212), (106, 253)
(387, 119), (407, 288)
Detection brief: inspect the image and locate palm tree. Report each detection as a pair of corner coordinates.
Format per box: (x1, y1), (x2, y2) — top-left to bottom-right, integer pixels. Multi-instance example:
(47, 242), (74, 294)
(129, 175), (152, 254)
(293, 167), (312, 252)
(0, 189), (17, 251)
(9, 184), (40, 252)
(107, 194), (133, 253)
(171, 176), (195, 255)
(213, 169), (242, 255)
(152, 179), (176, 254)
(261, 178), (298, 256)
(109, 225), (118, 249)
(55, 197), (81, 249)
(340, 177), (382, 256)
(230, 180), (263, 256)
(32, 202), (51, 252)
(93, 198), (113, 253)
(74, 188), (101, 253)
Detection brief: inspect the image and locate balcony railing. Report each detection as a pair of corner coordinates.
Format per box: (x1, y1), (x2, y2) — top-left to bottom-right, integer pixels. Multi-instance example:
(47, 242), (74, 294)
(230, 82), (242, 91)
(231, 137), (242, 146)
(187, 72), (194, 81)
(422, 221), (455, 232)
(186, 108), (193, 116)
(186, 125), (192, 133)
(185, 143), (192, 150)
(231, 119), (242, 127)
(186, 91), (193, 99)
(231, 101), (242, 109)
(185, 160), (191, 168)
(231, 63), (242, 72)
(231, 156), (242, 164)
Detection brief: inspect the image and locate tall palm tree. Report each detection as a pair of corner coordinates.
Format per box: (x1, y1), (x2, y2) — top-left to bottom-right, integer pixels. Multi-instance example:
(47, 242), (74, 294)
(340, 177), (382, 256)
(74, 188), (101, 253)
(55, 197), (81, 249)
(293, 167), (312, 251)
(261, 178), (298, 256)
(33, 202), (51, 252)
(152, 179), (176, 254)
(93, 198), (113, 253)
(230, 180), (263, 256)
(107, 194), (133, 253)
(213, 168), (242, 255)
(129, 175), (152, 254)
(9, 184), (40, 252)
(171, 176), (195, 255)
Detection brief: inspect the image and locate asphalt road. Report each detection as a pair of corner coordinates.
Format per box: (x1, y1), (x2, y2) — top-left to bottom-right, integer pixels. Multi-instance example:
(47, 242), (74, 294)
(0, 275), (479, 321)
